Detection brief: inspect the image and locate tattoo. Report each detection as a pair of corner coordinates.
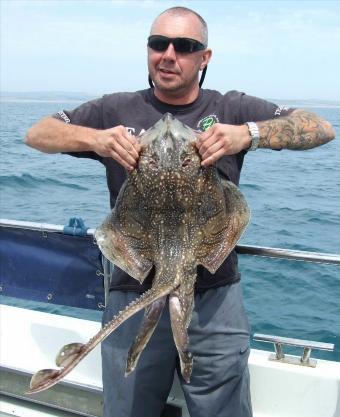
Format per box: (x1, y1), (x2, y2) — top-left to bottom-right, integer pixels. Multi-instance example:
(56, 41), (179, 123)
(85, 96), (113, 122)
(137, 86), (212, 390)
(257, 109), (335, 150)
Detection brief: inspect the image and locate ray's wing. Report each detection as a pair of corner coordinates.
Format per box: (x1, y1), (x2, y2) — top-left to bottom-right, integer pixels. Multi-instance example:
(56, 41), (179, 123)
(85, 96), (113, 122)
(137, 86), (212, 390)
(196, 173), (250, 273)
(95, 179), (153, 283)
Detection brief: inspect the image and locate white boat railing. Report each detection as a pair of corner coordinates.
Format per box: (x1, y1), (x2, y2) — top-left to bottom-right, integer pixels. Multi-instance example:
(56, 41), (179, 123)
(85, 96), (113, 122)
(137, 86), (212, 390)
(2, 218), (339, 311)
(2, 218), (339, 265)
(253, 333), (334, 368)
(236, 244), (340, 265)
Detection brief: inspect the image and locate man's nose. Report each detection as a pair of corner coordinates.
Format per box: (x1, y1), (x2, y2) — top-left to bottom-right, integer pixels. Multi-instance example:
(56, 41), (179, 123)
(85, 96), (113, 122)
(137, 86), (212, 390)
(162, 42), (177, 61)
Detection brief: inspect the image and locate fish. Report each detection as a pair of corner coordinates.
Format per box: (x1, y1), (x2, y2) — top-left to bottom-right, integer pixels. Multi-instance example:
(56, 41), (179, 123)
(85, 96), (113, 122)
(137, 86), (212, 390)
(27, 113), (250, 394)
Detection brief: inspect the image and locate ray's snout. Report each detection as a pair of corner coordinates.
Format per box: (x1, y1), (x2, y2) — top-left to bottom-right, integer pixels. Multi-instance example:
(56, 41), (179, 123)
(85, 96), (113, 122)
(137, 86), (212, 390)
(162, 112), (175, 122)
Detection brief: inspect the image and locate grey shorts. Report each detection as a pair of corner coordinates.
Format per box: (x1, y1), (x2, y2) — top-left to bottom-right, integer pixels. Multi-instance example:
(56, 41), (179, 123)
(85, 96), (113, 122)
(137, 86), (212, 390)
(101, 282), (252, 417)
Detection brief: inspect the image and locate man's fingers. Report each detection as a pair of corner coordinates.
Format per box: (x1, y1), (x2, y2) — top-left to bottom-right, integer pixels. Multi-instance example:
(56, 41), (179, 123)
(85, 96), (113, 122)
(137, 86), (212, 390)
(201, 141), (224, 161)
(105, 125), (141, 157)
(197, 135), (220, 157)
(110, 138), (138, 168)
(115, 132), (140, 160)
(109, 149), (135, 171)
(196, 128), (214, 149)
(123, 130), (142, 154)
(201, 148), (226, 167)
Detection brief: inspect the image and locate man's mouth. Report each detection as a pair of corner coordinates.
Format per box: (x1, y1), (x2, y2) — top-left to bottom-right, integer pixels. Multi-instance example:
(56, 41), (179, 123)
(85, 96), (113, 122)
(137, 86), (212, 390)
(159, 68), (177, 75)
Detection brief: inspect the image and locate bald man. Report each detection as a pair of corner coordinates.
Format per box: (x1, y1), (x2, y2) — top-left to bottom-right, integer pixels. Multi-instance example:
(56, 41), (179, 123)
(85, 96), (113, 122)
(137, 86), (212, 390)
(26, 6), (335, 417)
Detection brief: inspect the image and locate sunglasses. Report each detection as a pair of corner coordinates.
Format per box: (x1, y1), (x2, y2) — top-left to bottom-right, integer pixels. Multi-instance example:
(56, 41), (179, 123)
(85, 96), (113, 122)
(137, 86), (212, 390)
(147, 35), (206, 53)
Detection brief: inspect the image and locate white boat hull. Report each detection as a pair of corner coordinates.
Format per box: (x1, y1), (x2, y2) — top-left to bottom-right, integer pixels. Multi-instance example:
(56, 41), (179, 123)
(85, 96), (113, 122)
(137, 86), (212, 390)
(1, 304), (339, 417)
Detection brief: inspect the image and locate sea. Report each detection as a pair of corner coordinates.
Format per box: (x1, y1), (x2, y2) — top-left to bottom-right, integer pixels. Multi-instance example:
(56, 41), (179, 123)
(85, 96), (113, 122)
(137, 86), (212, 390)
(0, 93), (339, 361)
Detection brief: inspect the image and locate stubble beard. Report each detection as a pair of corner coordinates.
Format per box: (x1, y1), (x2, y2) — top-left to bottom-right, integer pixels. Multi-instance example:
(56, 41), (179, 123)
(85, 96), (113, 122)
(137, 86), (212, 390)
(152, 71), (199, 99)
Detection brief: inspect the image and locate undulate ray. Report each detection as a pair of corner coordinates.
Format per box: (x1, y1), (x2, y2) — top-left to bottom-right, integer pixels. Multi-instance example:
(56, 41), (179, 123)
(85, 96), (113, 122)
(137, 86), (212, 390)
(27, 113), (250, 394)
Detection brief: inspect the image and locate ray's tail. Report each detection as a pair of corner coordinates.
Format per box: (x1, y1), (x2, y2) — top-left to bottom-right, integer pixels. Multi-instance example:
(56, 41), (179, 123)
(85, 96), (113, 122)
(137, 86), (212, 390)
(27, 283), (176, 394)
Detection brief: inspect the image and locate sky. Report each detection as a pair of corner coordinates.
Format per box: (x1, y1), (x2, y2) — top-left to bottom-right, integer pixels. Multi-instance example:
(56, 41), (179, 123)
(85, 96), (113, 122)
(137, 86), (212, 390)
(1, 0), (340, 100)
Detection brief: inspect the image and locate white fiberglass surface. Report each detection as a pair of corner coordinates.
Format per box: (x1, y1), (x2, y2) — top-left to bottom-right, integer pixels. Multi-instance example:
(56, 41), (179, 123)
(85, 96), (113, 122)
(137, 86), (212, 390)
(1, 305), (339, 417)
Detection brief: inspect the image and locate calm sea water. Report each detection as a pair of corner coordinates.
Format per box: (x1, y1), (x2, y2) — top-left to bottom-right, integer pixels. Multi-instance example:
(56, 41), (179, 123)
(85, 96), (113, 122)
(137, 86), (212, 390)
(0, 97), (339, 361)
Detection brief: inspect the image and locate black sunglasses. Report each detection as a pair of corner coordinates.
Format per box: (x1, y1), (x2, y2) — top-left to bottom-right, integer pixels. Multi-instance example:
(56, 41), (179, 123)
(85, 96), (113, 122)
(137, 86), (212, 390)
(147, 35), (206, 53)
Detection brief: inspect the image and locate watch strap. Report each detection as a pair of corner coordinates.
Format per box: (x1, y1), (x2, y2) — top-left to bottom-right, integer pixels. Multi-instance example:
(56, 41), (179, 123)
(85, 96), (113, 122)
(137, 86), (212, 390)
(245, 122), (260, 151)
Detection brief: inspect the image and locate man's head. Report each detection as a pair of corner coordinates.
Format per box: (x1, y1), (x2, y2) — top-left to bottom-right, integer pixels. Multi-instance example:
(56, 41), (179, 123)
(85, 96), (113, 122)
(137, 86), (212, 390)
(148, 7), (212, 105)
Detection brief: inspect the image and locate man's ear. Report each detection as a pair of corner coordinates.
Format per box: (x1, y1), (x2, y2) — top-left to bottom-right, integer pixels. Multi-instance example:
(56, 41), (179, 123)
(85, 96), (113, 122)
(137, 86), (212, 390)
(201, 48), (212, 70)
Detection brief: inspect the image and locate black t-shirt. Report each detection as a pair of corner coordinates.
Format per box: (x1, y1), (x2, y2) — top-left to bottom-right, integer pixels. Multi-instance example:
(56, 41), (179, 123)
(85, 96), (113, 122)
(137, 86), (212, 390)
(53, 88), (293, 292)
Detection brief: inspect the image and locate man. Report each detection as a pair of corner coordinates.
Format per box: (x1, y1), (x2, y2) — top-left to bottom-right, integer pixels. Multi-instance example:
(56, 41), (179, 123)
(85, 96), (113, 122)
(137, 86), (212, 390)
(25, 6), (335, 417)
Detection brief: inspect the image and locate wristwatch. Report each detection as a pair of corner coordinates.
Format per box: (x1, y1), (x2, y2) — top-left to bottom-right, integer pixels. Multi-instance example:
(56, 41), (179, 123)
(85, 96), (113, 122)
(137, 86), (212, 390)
(245, 122), (260, 151)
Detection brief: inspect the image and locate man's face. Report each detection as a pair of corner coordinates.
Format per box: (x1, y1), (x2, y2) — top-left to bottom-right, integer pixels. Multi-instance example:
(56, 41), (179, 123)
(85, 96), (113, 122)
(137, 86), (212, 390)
(148, 13), (211, 100)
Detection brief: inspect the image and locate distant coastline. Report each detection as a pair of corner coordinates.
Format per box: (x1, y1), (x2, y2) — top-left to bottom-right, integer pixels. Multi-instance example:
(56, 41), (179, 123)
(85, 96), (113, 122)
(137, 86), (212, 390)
(271, 98), (340, 109)
(1, 91), (340, 108)
(0, 91), (97, 103)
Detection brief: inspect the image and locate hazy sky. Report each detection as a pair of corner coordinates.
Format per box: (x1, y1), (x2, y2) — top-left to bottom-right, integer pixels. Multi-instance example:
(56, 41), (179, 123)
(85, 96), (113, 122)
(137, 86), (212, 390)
(1, 0), (340, 100)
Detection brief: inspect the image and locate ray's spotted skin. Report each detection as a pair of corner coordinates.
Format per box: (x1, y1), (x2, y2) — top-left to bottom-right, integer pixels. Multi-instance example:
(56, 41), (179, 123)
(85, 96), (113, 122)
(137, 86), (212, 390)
(27, 113), (250, 394)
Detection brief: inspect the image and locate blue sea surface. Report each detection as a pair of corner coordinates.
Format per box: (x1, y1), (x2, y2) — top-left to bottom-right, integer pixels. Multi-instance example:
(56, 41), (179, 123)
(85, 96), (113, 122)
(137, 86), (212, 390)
(0, 96), (339, 361)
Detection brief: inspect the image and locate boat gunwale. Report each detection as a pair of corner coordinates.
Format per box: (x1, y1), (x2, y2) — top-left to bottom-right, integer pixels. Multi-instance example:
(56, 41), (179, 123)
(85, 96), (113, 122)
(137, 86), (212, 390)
(1, 218), (339, 265)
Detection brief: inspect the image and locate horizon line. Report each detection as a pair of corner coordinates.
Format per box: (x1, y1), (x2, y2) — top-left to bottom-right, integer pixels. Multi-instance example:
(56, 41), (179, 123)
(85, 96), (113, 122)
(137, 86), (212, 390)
(1, 91), (340, 105)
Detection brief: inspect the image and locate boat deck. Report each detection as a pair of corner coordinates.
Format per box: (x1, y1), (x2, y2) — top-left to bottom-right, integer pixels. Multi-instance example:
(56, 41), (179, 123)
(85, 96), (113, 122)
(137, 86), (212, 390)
(1, 304), (340, 417)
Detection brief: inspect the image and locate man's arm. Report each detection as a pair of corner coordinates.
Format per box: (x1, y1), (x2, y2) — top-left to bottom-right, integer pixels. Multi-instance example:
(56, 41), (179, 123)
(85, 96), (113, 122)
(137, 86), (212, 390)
(25, 117), (96, 153)
(196, 109), (335, 166)
(256, 109), (335, 150)
(25, 117), (141, 171)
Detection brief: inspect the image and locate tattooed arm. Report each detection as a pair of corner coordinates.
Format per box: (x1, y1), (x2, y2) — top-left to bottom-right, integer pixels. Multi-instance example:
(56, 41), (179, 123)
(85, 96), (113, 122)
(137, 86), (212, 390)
(257, 109), (335, 150)
(194, 109), (335, 166)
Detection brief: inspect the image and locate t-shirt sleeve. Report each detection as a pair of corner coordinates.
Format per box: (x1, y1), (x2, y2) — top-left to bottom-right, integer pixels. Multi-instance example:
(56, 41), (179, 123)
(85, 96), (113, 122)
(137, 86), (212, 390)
(52, 98), (104, 161)
(237, 93), (295, 124)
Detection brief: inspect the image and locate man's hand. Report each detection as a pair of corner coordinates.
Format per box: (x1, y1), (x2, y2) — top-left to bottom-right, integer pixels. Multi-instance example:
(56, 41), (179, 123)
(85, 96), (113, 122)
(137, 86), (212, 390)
(196, 123), (250, 167)
(25, 118), (141, 171)
(93, 126), (141, 171)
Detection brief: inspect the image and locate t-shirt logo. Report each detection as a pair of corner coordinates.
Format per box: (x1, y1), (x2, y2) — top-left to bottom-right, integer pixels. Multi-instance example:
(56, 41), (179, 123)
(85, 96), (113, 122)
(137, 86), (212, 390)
(57, 111), (70, 124)
(197, 114), (219, 131)
(126, 127), (146, 136)
(274, 105), (290, 116)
